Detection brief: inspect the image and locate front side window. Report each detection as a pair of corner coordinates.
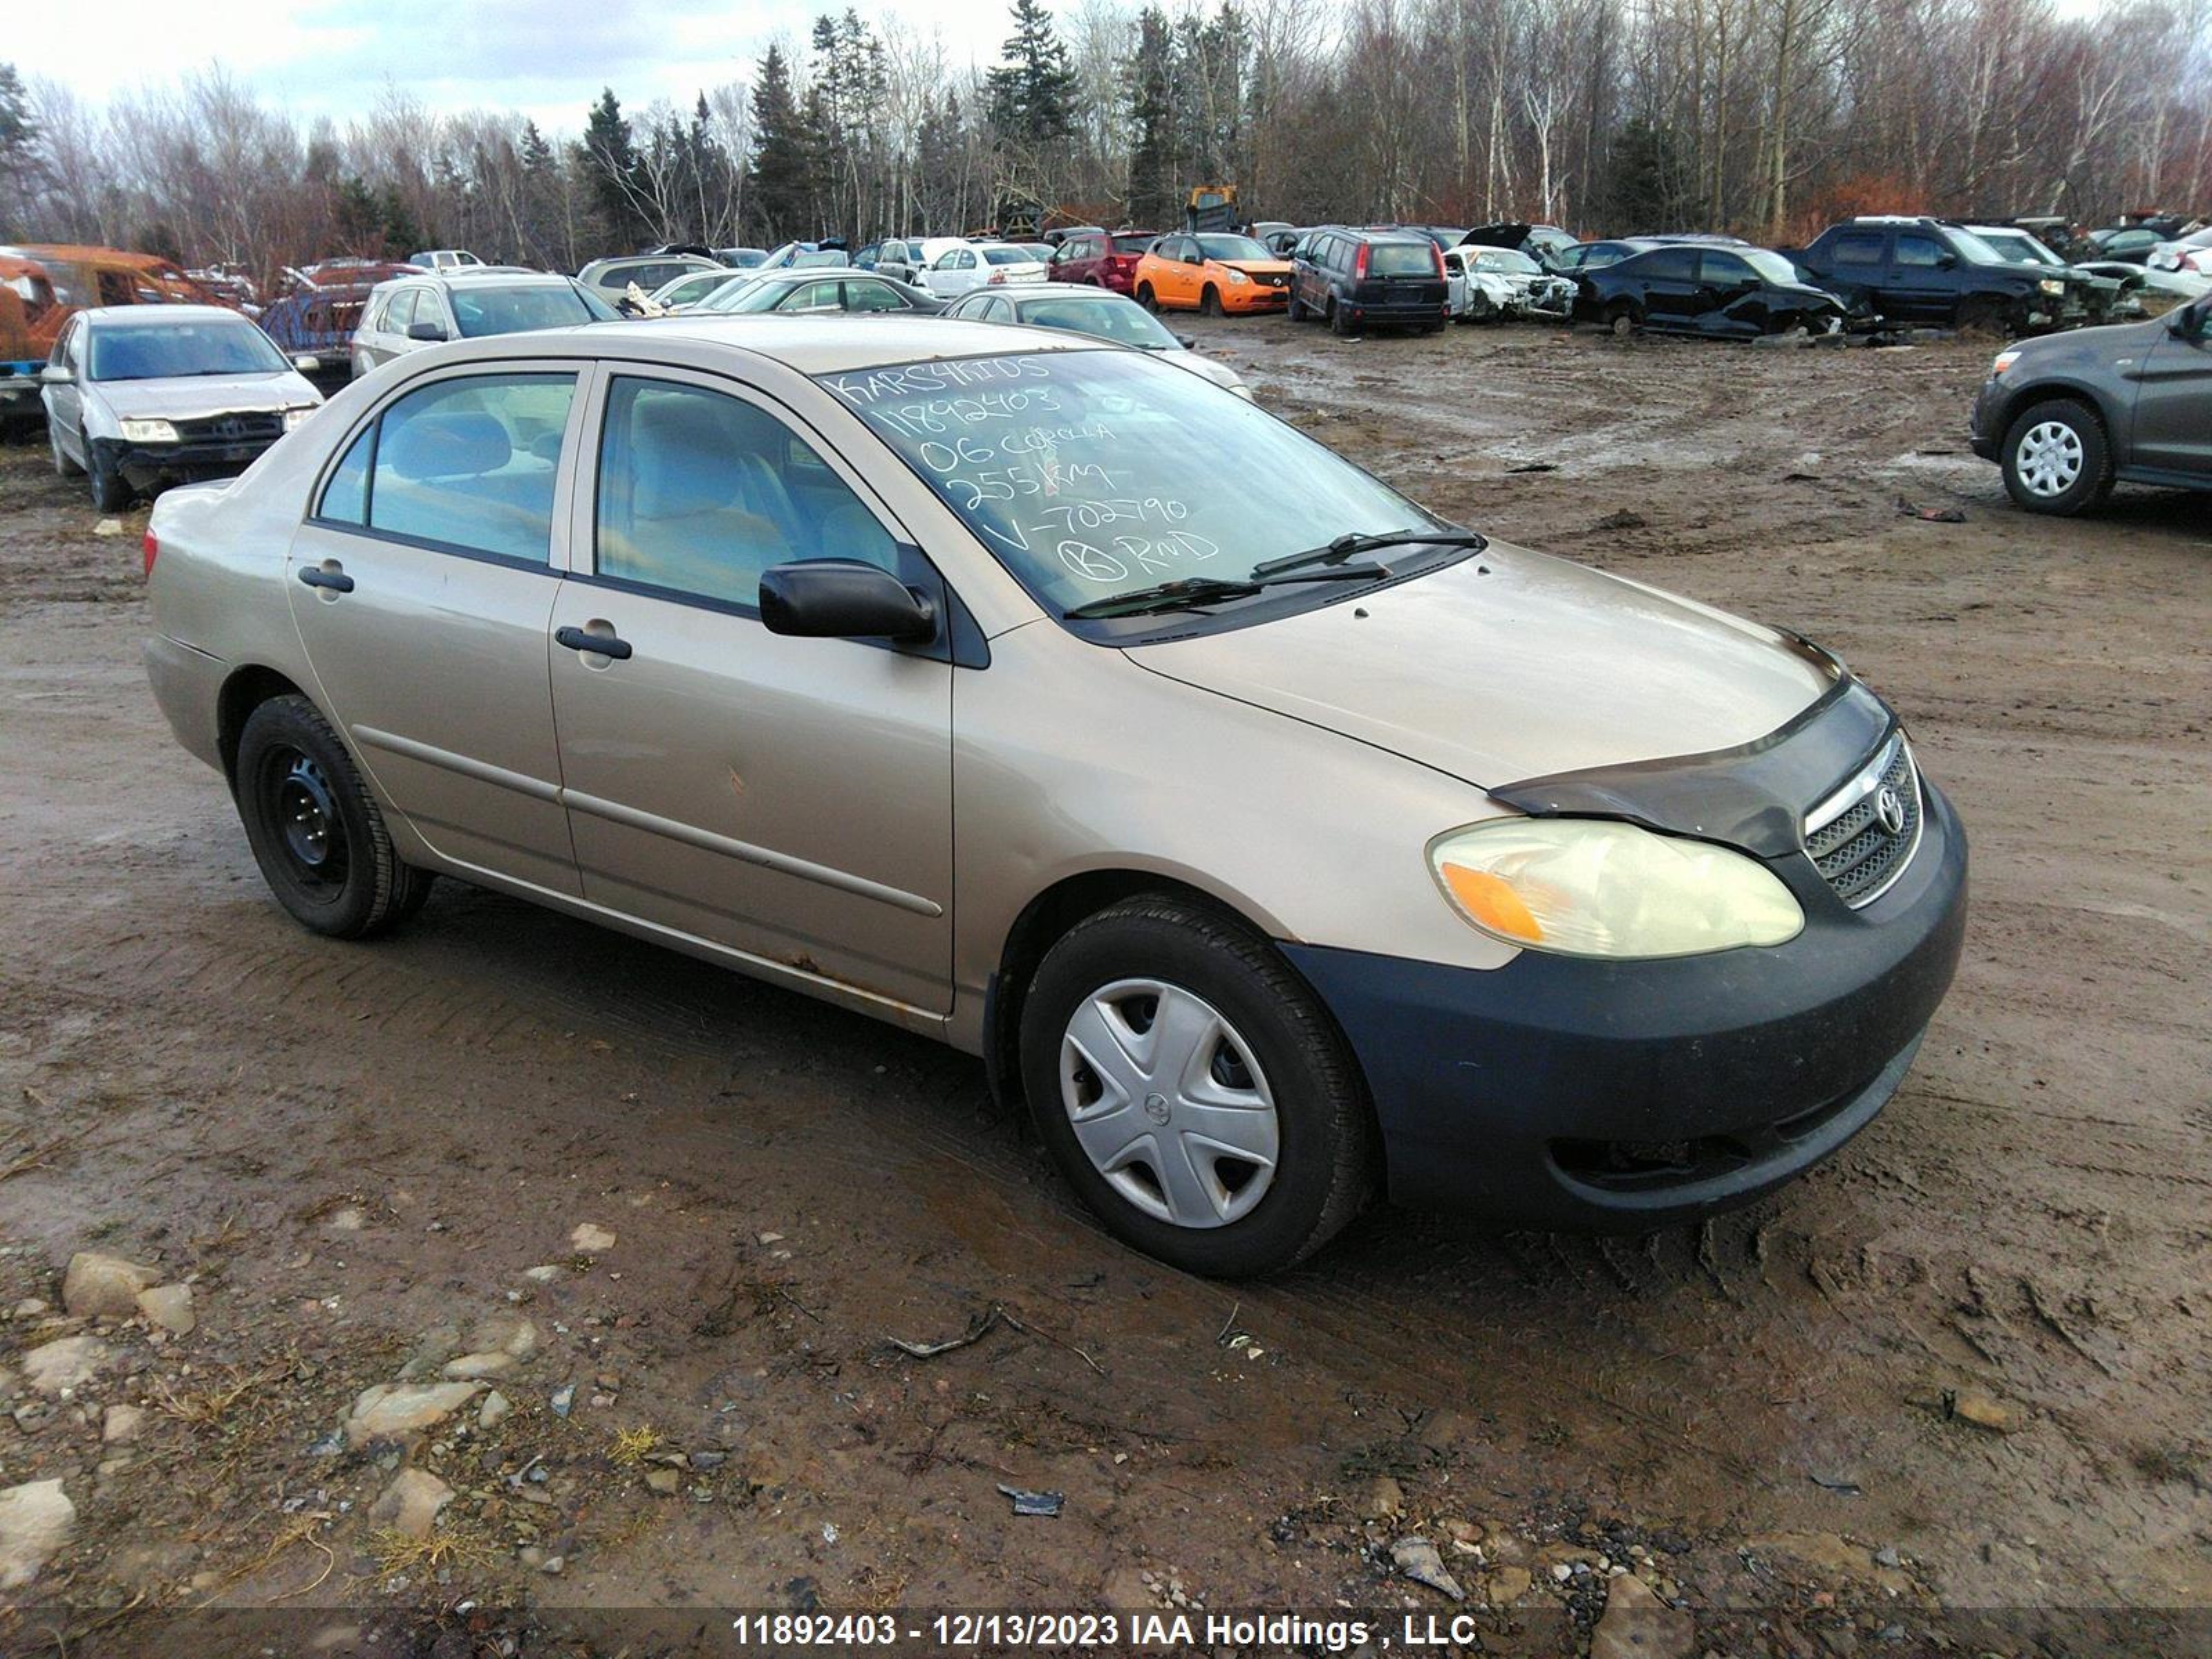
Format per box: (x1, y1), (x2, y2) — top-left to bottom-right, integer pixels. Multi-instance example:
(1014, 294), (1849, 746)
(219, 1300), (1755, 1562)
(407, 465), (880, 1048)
(843, 280), (909, 313)
(594, 376), (897, 608)
(1895, 234), (1943, 268)
(779, 280), (845, 312)
(1637, 249), (1696, 282)
(359, 373), (576, 561)
(814, 350), (1443, 619)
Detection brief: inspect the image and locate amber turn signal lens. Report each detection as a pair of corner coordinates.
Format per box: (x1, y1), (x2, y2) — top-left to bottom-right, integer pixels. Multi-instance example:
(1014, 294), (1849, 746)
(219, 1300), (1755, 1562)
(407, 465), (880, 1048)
(1438, 863), (1544, 942)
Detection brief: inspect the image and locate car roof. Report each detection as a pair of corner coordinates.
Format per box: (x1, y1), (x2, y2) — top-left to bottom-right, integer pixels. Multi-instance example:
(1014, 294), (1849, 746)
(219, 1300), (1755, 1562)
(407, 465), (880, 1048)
(438, 315), (1112, 376)
(80, 303), (254, 327)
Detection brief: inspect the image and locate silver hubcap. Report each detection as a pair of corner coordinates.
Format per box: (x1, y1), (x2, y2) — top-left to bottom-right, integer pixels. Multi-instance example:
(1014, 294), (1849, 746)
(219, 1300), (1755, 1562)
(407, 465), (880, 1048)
(1059, 979), (1280, 1230)
(2016, 421), (2083, 496)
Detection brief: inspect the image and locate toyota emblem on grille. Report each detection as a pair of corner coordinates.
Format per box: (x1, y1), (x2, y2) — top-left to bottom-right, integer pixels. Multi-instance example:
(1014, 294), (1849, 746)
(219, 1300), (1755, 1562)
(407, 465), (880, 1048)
(1875, 786), (1907, 835)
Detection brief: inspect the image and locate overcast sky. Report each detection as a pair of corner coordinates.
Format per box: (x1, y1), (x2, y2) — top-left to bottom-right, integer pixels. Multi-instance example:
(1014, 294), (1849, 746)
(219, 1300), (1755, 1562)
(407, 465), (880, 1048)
(9, 0), (1029, 134)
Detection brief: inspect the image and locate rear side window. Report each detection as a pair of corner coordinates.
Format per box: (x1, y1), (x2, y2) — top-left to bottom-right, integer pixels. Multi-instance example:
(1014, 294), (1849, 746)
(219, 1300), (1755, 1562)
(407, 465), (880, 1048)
(593, 376), (896, 608)
(1830, 233), (1885, 265)
(1638, 248), (1696, 281)
(351, 373), (577, 562)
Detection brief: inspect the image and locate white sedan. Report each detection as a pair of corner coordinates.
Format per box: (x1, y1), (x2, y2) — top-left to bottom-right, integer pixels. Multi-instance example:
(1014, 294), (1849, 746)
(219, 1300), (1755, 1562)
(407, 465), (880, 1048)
(40, 304), (321, 509)
(918, 241), (1049, 300)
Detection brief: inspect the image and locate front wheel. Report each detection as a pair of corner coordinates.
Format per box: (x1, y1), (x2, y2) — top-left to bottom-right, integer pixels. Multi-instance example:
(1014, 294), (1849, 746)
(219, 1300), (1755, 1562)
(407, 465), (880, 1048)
(1286, 290), (1307, 322)
(235, 694), (435, 938)
(1018, 897), (1375, 1277)
(2000, 399), (2113, 516)
(86, 438), (131, 511)
(50, 422), (82, 478)
(1199, 285), (1221, 317)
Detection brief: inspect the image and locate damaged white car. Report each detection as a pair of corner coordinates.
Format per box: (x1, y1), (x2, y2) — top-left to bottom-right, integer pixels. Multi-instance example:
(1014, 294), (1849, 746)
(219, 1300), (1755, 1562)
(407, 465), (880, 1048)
(1443, 246), (1578, 324)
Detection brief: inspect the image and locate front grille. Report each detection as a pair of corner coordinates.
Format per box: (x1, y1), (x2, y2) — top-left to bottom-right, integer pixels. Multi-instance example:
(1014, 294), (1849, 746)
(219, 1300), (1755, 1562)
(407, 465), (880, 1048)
(172, 412), (284, 444)
(1259, 272), (1288, 288)
(1805, 733), (1923, 908)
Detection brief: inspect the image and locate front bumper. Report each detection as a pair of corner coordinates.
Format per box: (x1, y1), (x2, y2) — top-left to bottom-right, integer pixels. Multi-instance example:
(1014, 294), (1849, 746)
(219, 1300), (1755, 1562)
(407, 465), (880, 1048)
(102, 434), (281, 488)
(1221, 283), (1290, 312)
(1283, 782), (1968, 1230)
(1968, 377), (2005, 460)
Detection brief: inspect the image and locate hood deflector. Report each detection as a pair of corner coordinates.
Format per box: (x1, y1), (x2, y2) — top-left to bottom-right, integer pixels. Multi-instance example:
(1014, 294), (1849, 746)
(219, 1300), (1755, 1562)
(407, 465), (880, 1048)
(1488, 668), (1895, 861)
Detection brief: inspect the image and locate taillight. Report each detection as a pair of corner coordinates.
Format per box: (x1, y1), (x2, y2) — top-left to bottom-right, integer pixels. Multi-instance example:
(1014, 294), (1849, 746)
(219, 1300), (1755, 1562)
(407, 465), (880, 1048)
(988, 271), (1005, 285)
(1432, 245), (1447, 279)
(1356, 243), (1371, 279)
(142, 529), (159, 577)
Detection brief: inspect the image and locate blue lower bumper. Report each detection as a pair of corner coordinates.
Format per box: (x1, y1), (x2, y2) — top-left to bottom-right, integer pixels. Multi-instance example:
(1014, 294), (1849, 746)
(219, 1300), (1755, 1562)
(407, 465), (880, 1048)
(1283, 783), (1969, 1230)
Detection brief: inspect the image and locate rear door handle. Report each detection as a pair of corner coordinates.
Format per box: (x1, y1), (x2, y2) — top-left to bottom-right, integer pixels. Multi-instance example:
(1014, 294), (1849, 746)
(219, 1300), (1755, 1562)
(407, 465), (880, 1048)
(297, 565), (354, 593)
(555, 624), (633, 661)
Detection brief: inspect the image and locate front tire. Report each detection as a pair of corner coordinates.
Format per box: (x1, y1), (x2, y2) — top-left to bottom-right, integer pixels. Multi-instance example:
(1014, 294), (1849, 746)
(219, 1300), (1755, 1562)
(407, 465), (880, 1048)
(1018, 896), (1375, 1277)
(50, 422), (82, 478)
(235, 695), (434, 939)
(1199, 285), (1221, 317)
(2000, 399), (2113, 516)
(86, 438), (131, 511)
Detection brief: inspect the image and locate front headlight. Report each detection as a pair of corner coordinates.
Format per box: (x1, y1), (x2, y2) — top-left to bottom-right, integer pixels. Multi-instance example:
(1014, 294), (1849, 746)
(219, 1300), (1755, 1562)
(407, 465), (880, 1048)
(283, 406), (314, 431)
(2038, 278), (2065, 297)
(1991, 348), (2021, 377)
(118, 418), (178, 444)
(1427, 818), (1803, 959)
(1226, 268), (1250, 284)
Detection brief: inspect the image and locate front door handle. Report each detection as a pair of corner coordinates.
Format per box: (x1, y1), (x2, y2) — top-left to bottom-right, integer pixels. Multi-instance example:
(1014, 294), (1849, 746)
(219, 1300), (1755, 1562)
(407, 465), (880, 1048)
(297, 564), (354, 593)
(555, 624), (633, 661)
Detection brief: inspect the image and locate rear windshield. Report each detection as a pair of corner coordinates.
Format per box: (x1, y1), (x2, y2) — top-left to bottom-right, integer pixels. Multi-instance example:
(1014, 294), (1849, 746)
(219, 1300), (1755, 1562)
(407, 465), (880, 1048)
(1368, 242), (1437, 276)
(982, 247), (1035, 266)
(1110, 234), (1157, 254)
(451, 283), (611, 336)
(1017, 295), (1179, 348)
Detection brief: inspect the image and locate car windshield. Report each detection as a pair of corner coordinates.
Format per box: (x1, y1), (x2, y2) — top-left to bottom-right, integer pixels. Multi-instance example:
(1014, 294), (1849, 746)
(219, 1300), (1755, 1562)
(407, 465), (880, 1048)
(1473, 249), (1542, 274)
(814, 350), (1445, 617)
(981, 247), (1035, 266)
(88, 319), (287, 382)
(1976, 231), (2058, 266)
(1195, 235), (1271, 262)
(1736, 249), (1804, 285)
(724, 250), (768, 267)
(1950, 227), (2014, 265)
(1016, 295), (1181, 349)
(451, 283), (612, 335)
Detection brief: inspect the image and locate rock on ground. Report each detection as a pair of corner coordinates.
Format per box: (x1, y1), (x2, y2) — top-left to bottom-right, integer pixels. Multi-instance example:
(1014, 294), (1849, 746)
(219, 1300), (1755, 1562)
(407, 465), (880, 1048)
(0, 1479), (76, 1592)
(61, 1253), (158, 1320)
(102, 1403), (146, 1444)
(136, 1283), (196, 1335)
(442, 1351), (515, 1380)
(366, 1468), (453, 1540)
(1590, 1569), (1696, 1659)
(343, 1382), (482, 1448)
(570, 1223), (616, 1253)
(21, 1334), (109, 1396)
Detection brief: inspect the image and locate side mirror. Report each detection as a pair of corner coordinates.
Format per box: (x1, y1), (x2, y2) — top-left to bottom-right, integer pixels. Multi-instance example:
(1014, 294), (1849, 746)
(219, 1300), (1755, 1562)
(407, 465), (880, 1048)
(292, 354), (320, 373)
(406, 321), (447, 341)
(759, 559), (936, 644)
(1936, 252), (1957, 269)
(39, 363), (72, 384)
(2171, 300), (2210, 341)
(1185, 252), (1204, 266)
(1175, 334), (1196, 348)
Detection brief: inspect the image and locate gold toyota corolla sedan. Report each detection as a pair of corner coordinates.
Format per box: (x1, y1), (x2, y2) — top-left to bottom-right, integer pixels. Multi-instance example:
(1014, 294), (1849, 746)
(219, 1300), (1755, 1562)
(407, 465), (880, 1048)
(142, 316), (1967, 1276)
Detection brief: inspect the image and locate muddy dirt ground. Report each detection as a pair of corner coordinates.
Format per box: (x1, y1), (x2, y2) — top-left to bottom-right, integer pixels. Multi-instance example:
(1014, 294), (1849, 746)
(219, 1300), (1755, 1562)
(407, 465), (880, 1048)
(0, 318), (2206, 1658)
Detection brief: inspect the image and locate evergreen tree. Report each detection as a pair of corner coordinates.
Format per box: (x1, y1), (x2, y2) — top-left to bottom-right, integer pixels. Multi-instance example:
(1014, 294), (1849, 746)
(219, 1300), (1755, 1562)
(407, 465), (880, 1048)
(582, 87), (646, 245)
(748, 45), (814, 241)
(986, 0), (1078, 147)
(0, 62), (42, 227)
(1125, 9), (1176, 227)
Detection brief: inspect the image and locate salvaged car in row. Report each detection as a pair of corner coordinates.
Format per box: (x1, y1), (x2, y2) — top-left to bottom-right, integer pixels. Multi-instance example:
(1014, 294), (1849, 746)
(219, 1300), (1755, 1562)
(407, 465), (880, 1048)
(142, 316), (1967, 1277)
(350, 270), (617, 375)
(42, 306), (322, 508)
(1970, 291), (2212, 514)
(1135, 233), (1295, 316)
(1443, 245), (1577, 322)
(938, 282), (1250, 397)
(1789, 216), (2086, 333)
(1577, 244), (1851, 338)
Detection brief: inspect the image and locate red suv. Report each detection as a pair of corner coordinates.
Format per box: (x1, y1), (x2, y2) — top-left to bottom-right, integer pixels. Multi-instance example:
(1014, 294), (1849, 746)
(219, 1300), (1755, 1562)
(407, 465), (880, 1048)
(1049, 232), (1162, 296)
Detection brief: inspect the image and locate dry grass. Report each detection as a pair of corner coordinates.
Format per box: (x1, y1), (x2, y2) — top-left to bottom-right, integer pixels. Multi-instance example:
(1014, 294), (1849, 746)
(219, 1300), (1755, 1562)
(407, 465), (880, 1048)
(149, 1355), (295, 1432)
(366, 1526), (497, 1582)
(609, 1425), (662, 1465)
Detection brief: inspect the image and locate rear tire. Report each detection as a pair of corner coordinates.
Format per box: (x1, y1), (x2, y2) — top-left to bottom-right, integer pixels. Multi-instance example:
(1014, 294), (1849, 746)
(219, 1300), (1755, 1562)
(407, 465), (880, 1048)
(1134, 283), (1156, 312)
(1604, 300), (1640, 337)
(1329, 301), (1353, 337)
(1018, 896), (1375, 1277)
(234, 694), (435, 939)
(2000, 399), (2113, 516)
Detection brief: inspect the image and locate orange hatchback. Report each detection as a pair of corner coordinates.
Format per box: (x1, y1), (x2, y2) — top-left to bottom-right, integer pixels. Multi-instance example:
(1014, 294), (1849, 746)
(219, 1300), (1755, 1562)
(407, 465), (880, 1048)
(1133, 232), (1294, 315)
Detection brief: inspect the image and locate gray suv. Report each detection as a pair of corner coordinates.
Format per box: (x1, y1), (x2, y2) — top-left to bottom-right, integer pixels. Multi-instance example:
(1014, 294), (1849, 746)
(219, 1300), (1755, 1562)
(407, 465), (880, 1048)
(1969, 293), (2212, 514)
(352, 271), (615, 376)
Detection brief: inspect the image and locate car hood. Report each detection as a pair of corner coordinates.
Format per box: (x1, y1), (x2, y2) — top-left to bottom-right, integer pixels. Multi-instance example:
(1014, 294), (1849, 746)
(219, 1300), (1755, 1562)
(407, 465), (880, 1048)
(93, 371), (317, 420)
(1219, 260), (1293, 278)
(1124, 545), (1837, 787)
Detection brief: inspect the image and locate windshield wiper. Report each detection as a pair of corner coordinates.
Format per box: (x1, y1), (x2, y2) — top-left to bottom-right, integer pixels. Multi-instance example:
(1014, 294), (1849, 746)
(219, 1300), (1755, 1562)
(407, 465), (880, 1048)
(1063, 563), (1393, 619)
(1250, 527), (1485, 579)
